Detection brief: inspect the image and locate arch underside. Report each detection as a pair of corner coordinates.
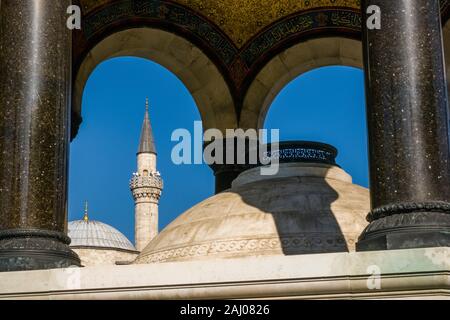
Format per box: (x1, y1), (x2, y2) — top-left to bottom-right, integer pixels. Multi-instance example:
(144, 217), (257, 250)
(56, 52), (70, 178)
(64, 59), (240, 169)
(72, 0), (450, 139)
(73, 27), (237, 135)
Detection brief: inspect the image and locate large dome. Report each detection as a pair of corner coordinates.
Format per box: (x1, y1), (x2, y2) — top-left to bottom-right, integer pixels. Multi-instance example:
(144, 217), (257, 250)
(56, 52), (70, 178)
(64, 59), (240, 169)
(135, 142), (370, 264)
(68, 220), (136, 252)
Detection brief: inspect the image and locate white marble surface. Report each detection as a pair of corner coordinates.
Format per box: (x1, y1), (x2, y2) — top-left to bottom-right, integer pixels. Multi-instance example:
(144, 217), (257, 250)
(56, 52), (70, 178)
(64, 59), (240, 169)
(72, 248), (137, 267)
(0, 247), (448, 300)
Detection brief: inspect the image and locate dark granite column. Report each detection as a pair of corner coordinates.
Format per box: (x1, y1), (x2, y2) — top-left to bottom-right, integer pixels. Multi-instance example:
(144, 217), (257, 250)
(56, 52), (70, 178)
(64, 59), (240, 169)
(357, 0), (450, 250)
(0, 0), (80, 271)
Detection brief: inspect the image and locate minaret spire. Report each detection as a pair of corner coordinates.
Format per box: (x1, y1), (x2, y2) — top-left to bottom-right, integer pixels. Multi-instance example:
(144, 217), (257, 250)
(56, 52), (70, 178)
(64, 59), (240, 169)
(130, 98), (163, 252)
(138, 98), (156, 155)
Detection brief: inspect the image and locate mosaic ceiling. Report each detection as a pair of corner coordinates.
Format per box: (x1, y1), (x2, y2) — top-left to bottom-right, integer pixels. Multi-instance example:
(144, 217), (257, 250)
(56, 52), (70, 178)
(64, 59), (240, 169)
(173, 0), (360, 47)
(79, 0), (360, 47)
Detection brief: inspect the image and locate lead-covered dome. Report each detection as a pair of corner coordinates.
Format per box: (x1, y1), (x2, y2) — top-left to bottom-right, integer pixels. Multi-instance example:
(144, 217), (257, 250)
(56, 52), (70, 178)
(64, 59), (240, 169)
(68, 220), (136, 251)
(134, 142), (370, 264)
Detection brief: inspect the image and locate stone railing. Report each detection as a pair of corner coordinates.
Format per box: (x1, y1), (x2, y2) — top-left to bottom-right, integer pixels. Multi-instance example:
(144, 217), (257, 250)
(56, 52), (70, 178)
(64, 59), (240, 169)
(261, 141), (337, 166)
(129, 175), (163, 190)
(129, 174), (163, 202)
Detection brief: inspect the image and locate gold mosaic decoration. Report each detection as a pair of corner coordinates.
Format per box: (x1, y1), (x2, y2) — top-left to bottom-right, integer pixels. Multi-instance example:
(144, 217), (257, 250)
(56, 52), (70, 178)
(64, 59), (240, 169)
(80, 0), (360, 47)
(174, 0), (360, 47)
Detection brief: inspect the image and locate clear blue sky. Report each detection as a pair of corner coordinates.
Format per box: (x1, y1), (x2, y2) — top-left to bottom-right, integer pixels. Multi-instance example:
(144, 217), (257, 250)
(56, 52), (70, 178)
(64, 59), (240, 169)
(68, 57), (368, 242)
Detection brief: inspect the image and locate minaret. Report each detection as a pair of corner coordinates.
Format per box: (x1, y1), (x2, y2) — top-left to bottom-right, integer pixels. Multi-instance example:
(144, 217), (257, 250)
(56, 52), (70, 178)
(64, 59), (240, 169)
(130, 98), (163, 252)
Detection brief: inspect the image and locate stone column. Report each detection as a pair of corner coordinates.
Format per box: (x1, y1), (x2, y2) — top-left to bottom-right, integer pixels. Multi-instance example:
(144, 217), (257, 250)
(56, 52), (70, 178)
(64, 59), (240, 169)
(357, 0), (450, 250)
(0, 0), (80, 271)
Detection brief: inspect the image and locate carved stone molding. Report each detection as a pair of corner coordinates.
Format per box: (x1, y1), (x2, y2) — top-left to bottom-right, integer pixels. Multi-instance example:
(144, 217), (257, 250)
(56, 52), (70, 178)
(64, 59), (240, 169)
(367, 201), (450, 222)
(130, 175), (163, 189)
(130, 175), (163, 201)
(135, 234), (355, 264)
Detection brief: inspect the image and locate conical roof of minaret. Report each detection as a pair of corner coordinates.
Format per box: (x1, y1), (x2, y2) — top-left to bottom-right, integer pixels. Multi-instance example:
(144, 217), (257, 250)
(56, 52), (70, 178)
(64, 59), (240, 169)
(137, 98), (156, 155)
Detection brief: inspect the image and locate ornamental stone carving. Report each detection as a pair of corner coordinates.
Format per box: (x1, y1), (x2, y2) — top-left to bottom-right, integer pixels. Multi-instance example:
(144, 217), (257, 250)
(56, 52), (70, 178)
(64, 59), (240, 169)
(129, 174), (163, 202)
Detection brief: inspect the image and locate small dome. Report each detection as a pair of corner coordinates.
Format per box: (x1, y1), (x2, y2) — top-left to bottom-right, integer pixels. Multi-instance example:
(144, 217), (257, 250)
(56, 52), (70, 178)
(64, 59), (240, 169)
(135, 142), (370, 264)
(68, 220), (136, 252)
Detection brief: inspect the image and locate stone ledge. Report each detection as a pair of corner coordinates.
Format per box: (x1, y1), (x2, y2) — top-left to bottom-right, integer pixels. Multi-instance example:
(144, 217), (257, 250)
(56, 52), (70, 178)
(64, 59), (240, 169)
(0, 247), (448, 300)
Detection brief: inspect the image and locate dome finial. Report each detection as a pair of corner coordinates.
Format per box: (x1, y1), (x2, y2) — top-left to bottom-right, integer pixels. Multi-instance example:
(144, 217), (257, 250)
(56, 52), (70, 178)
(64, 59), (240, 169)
(83, 201), (89, 222)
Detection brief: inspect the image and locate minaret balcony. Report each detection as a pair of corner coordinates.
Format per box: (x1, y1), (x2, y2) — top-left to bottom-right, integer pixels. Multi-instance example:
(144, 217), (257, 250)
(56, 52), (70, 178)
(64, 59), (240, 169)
(129, 175), (163, 190)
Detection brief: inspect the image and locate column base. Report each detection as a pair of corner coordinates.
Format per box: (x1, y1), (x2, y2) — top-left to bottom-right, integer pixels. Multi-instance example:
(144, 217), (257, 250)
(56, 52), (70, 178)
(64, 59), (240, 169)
(0, 229), (81, 272)
(357, 206), (450, 251)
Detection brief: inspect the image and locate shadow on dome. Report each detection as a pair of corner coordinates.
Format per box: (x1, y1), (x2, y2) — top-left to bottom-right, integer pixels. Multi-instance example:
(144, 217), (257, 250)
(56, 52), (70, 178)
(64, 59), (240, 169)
(233, 167), (344, 256)
(133, 142), (370, 264)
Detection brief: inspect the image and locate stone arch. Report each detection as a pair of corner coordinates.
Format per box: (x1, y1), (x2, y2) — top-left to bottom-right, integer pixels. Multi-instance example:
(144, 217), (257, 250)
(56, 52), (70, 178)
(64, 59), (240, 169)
(241, 18), (450, 131)
(73, 27), (237, 138)
(240, 37), (363, 130)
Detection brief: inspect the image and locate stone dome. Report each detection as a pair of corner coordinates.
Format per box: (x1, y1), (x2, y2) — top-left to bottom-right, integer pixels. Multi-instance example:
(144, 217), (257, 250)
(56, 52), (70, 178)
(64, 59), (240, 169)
(68, 220), (136, 252)
(134, 142), (370, 264)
